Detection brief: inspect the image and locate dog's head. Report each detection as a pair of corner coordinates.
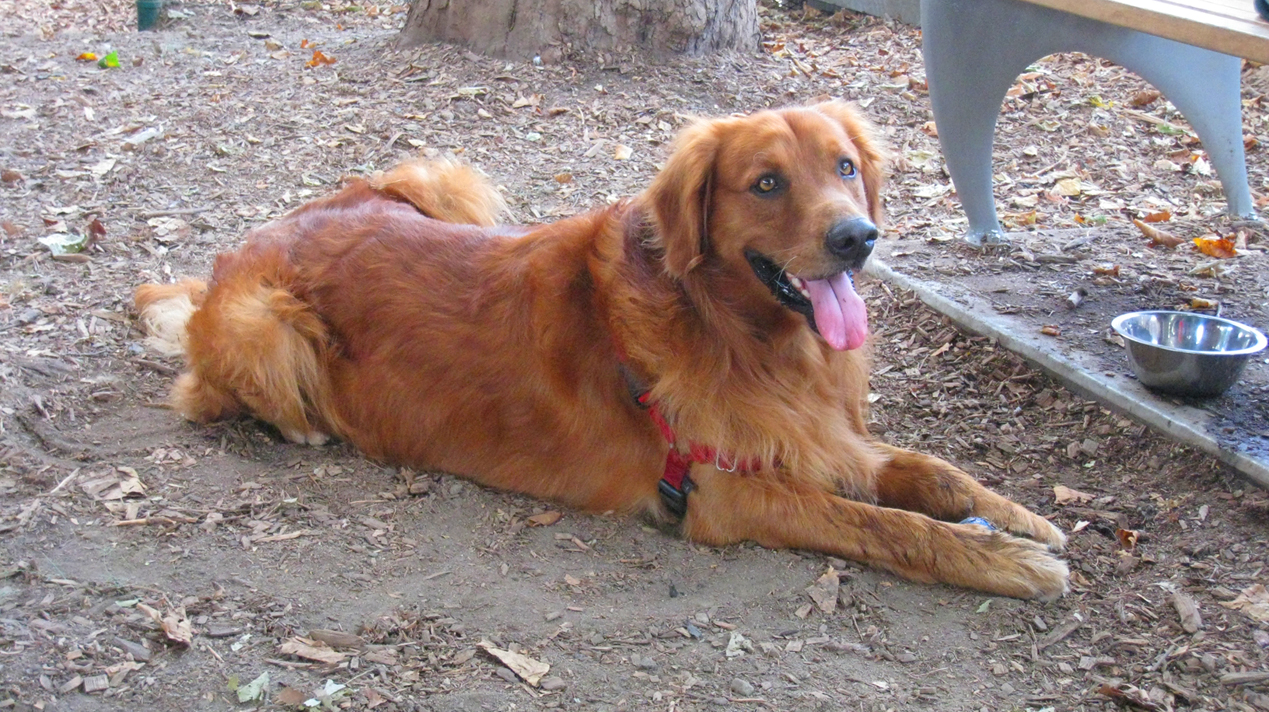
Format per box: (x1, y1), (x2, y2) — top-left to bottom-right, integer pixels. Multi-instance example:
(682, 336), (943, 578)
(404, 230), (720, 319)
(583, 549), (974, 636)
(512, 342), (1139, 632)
(646, 100), (888, 351)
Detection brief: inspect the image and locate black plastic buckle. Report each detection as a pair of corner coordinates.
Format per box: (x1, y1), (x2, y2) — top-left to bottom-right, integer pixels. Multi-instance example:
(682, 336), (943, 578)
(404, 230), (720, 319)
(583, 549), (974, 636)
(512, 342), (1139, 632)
(658, 473), (694, 519)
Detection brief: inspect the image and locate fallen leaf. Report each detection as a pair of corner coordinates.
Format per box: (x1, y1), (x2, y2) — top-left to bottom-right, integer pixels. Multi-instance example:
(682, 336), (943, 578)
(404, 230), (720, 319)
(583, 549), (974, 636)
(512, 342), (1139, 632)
(362, 647), (398, 665)
(914, 182), (950, 199)
(1219, 584), (1269, 623)
(1130, 89), (1161, 107)
(363, 687), (386, 708)
(1097, 683), (1162, 711)
(236, 672), (269, 703)
(274, 686), (308, 706)
(1040, 325), (1061, 337)
(306, 50), (336, 68)
(613, 144), (632, 161)
(1092, 263), (1119, 276)
(1116, 528), (1140, 551)
(86, 218), (105, 249)
(1139, 209), (1171, 223)
(1190, 297), (1218, 310)
(76, 52), (98, 62)
(1053, 177), (1082, 196)
(724, 630), (752, 658)
(805, 567), (839, 614)
(80, 467), (145, 501)
(1193, 235), (1236, 258)
(479, 639), (549, 686)
(122, 127), (162, 150)
(137, 603), (192, 646)
(97, 51), (120, 69)
(1115, 551), (1139, 576)
(311, 680), (347, 705)
(1189, 260), (1230, 278)
(278, 637), (347, 664)
(307, 629), (365, 650)
(527, 510), (562, 526)
(1172, 591), (1203, 633)
(1053, 485), (1094, 505)
(89, 158), (115, 177)
(1133, 218), (1185, 248)
(39, 232), (90, 256)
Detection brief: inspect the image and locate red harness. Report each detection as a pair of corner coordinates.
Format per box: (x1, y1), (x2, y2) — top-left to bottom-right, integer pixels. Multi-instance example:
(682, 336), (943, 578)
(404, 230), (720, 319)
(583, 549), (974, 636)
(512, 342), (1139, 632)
(624, 369), (765, 518)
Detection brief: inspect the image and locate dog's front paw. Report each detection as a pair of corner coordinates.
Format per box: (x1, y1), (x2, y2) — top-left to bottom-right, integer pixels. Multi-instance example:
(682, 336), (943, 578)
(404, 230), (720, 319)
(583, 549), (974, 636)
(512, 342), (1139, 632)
(980, 529), (1070, 602)
(991, 506), (1067, 553)
(1009, 510), (1067, 553)
(1032, 517), (1068, 553)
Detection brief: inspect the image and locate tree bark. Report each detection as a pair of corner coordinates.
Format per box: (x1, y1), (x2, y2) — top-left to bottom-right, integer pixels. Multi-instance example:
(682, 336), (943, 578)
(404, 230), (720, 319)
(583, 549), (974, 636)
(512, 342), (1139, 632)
(398, 0), (760, 60)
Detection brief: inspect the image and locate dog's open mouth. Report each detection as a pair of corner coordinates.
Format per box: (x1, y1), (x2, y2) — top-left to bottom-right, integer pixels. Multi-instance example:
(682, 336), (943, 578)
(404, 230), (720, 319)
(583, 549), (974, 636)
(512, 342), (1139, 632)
(746, 250), (869, 351)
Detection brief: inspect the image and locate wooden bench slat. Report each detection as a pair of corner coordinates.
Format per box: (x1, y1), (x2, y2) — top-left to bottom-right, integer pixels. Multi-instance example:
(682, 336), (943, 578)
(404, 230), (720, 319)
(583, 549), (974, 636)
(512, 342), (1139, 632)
(1016, 0), (1269, 64)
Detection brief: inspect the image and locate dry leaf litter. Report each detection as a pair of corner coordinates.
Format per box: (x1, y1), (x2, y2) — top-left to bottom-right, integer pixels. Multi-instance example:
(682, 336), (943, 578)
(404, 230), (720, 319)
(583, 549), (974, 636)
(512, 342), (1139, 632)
(0, 1), (1268, 711)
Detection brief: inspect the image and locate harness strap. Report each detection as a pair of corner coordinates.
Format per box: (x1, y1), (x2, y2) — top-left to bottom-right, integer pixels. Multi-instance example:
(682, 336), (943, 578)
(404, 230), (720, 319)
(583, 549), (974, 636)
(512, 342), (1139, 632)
(621, 364), (764, 519)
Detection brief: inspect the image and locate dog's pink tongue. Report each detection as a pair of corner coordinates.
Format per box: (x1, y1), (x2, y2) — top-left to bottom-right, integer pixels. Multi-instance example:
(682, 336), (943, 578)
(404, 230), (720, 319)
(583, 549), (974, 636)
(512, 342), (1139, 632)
(804, 272), (868, 351)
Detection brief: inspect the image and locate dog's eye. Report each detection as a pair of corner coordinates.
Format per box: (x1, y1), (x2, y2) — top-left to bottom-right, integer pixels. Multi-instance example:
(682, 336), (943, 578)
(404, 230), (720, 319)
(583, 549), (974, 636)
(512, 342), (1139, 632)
(752, 175), (781, 195)
(838, 158), (857, 179)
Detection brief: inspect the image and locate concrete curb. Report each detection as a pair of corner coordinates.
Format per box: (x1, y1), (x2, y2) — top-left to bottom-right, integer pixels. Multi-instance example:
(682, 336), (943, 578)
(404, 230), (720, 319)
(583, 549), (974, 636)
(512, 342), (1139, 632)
(808, 0), (922, 26)
(865, 257), (1269, 489)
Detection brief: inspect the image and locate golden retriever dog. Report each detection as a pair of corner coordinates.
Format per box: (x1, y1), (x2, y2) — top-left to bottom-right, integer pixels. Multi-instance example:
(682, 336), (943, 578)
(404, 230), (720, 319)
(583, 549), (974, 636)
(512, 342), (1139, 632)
(135, 101), (1068, 600)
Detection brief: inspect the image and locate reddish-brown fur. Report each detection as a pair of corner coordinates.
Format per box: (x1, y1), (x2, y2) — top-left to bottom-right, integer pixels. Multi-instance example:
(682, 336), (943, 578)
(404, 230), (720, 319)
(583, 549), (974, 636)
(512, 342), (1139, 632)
(136, 102), (1069, 599)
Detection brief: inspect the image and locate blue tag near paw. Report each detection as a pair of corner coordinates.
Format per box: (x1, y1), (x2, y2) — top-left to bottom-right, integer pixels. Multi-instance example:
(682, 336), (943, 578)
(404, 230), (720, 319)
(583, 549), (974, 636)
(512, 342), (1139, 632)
(960, 516), (997, 531)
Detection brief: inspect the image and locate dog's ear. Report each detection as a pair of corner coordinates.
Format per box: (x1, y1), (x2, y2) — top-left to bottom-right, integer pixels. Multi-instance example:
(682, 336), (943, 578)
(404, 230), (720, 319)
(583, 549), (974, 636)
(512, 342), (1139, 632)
(812, 101), (890, 227)
(646, 119), (720, 277)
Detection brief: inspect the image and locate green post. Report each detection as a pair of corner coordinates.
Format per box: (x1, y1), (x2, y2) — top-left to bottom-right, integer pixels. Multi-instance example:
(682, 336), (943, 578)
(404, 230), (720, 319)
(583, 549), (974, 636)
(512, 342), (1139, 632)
(136, 0), (161, 30)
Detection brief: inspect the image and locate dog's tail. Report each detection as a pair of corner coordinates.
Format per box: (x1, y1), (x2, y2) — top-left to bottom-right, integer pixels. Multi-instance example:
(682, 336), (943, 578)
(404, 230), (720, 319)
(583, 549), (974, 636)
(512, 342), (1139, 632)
(134, 279), (208, 358)
(134, 273), (343, 444)
(369, 159), (506, 227)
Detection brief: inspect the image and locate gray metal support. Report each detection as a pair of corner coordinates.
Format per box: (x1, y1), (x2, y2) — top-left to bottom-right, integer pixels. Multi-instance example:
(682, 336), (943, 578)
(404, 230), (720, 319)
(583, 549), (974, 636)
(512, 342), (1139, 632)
(922, 0), (1256, 245)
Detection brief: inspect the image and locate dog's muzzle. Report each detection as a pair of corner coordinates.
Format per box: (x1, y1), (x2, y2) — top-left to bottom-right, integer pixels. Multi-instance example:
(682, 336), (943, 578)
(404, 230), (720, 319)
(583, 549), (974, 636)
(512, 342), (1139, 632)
(824, 217), (877, 270)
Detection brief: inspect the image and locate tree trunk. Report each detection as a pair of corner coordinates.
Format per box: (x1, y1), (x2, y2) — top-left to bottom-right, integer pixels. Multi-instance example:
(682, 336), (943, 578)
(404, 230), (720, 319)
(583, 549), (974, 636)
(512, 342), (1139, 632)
(398, 0), (760, 60)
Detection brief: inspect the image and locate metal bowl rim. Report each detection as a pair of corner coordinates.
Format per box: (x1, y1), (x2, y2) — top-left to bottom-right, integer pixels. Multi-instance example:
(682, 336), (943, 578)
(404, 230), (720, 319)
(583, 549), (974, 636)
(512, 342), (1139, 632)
(1111, 310), (1268, 357)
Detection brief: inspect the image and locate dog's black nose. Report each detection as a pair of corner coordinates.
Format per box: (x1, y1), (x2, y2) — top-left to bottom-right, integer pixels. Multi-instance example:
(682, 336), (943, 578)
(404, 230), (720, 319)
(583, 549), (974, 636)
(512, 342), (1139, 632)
(825, 217), (877, 265)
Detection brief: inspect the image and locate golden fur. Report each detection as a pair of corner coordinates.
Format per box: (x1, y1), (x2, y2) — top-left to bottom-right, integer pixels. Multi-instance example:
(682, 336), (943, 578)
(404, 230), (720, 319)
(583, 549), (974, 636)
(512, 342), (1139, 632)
(136, 102), (1069, 599)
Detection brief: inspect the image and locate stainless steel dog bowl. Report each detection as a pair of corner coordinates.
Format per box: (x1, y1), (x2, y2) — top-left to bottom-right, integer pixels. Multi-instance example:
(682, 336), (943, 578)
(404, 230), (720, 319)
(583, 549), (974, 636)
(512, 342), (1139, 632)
(1111, 311), (1267, 397)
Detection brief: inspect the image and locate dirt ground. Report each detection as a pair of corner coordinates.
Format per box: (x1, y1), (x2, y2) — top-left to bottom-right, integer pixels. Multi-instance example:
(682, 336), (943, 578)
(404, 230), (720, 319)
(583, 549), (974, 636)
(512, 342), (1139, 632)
(2, 2), (1269, 711)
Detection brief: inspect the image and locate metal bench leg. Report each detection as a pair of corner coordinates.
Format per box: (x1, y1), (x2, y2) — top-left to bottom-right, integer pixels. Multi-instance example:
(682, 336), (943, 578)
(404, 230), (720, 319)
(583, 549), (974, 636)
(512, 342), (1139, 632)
(922, 0), (1044, 245)
(923, 0), (1258, 247)
(1099, 40), (1256, 220)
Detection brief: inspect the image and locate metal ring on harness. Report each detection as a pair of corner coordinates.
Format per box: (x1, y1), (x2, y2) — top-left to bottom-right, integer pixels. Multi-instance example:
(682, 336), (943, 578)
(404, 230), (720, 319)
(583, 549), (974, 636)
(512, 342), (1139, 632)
(715, 451), (739, 472)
